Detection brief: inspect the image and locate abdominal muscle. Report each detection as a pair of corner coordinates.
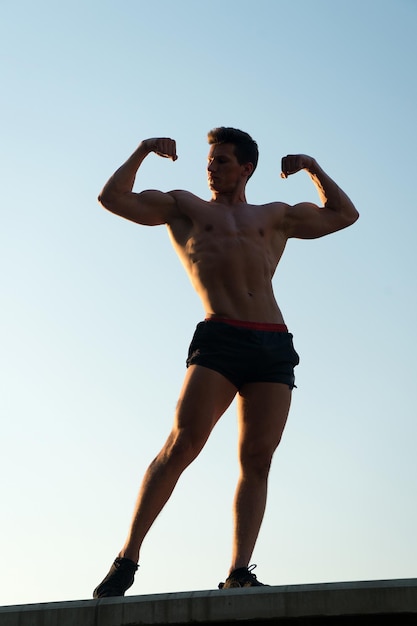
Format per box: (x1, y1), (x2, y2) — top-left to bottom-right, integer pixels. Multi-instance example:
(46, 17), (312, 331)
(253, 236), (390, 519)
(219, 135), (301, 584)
(167, 192), (288, 324)
(184, 233), (286, 324)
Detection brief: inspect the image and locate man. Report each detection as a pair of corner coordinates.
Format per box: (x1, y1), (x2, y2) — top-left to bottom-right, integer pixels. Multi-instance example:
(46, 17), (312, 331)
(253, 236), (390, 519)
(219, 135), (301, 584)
(93, 127), (359, 597)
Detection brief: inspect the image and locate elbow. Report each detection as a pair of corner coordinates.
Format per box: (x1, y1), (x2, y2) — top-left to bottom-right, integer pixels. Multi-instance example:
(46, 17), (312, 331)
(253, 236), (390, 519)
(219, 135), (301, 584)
(98, 190), (113, 211)
(335, 206), (359, 232)
(343, 203), (359, 227)
(343, 210), (359, 230)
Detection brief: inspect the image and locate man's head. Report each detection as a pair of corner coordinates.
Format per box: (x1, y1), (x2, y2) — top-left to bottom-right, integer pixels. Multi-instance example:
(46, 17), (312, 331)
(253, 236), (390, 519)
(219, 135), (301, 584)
(207, 127), (259, 179)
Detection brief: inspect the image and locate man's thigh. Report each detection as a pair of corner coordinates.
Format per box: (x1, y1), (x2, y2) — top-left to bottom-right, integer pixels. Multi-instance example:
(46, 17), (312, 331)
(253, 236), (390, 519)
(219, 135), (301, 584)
(174, 364), (237, 438)
(237, 382), (292, 459)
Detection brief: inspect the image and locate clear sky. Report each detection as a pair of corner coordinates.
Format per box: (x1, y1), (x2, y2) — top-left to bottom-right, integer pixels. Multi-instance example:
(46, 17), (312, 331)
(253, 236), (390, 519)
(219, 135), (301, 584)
(1, 0), (416, 607)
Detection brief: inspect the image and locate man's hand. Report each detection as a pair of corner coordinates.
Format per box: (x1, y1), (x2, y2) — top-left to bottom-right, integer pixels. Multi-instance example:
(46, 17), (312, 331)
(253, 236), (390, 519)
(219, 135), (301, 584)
(281, 154), (315, 179)
(143, 137), (178, 161)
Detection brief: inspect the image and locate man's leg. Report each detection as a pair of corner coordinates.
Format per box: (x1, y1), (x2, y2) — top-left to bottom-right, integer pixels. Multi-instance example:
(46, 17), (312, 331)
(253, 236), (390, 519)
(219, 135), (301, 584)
(229, 382), (292, 574)
(122, 365), (237, 562)
(94, 365), (237, 597)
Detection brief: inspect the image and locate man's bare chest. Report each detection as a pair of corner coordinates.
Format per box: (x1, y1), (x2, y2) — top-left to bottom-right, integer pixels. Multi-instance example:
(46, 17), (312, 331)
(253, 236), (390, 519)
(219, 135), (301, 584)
(168, 193), (286, 261)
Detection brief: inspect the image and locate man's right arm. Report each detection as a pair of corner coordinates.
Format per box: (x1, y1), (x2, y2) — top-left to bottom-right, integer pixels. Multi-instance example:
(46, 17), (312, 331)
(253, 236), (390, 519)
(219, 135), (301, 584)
(98, 138), (179, 226)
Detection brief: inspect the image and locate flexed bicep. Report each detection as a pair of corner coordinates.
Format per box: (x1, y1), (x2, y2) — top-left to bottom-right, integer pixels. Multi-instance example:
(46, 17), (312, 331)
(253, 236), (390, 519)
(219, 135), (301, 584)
(98, 138), (180, 226)
(101, 189), (178, 226)
(284, 202), (353, 239)
(280, 155), (359, 237)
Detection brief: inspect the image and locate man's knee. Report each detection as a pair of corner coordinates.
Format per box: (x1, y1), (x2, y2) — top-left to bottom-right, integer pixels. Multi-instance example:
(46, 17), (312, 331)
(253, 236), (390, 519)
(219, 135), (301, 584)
(162, 428), (205, 467)
(239, 441), (277, 478)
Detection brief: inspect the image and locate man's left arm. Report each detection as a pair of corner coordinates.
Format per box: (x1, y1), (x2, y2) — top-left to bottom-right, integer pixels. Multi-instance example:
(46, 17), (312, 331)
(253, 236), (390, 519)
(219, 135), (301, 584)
(281, 154), (359, 239)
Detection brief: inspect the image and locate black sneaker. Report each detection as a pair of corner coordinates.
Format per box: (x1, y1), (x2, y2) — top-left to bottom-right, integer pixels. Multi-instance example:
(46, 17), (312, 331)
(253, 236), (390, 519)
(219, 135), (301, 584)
(93, 557), (138, 598)
(218, 564), (267, 589)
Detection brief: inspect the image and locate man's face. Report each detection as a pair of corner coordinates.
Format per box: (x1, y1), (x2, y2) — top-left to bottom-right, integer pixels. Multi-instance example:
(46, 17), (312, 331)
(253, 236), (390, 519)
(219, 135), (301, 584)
(207, 143), (247, 193)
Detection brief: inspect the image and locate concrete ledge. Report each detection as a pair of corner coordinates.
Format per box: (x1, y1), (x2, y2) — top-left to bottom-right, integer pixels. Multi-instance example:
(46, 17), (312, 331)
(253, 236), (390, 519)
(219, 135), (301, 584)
(1, 578), (417, 625)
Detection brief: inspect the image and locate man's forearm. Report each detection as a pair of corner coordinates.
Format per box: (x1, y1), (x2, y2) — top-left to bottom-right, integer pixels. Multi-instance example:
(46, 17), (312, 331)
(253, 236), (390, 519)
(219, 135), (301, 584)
(98, 141), (151, 206)
(307, 160), (359, 223)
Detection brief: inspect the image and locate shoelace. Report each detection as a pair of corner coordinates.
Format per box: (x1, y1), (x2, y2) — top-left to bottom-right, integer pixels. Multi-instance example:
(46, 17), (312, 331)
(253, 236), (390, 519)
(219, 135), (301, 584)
(245, 564), (258, 581)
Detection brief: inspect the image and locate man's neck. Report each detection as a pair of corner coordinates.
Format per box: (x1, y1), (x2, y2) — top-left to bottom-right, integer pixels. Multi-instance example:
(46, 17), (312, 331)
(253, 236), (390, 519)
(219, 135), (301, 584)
(210, 190), (248, 205)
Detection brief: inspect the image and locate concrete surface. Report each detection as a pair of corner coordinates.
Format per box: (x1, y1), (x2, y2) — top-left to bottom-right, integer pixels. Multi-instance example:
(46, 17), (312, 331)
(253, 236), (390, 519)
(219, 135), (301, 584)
(1, 578), (417, 625)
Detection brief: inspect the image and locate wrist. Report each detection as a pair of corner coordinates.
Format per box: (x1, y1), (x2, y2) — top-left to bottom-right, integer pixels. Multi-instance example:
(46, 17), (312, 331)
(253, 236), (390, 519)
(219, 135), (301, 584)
(139, 139), (153, 153)
(305, 157), (319, 173)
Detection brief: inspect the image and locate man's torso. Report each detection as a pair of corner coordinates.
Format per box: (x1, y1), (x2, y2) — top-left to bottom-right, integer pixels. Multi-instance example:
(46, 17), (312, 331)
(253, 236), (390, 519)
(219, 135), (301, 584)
(166, 191), (289, 324)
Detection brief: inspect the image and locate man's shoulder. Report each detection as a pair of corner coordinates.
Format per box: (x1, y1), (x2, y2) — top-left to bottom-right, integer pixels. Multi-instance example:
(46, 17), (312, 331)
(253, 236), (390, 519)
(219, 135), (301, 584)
(168, 190), (211, 219)
(169, 189), (206, 203)
(248, 200), (289, 221)
(257, 200), (289, 210)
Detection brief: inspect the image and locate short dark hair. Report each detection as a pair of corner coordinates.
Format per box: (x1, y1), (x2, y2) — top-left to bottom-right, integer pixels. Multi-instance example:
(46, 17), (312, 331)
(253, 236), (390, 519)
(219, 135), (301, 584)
(207, 127), (259, 178)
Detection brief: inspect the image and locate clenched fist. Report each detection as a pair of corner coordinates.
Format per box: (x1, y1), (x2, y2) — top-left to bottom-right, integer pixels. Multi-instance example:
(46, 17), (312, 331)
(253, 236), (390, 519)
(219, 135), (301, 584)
(143, 137), (178, 161)
(281, 154), (314, 179)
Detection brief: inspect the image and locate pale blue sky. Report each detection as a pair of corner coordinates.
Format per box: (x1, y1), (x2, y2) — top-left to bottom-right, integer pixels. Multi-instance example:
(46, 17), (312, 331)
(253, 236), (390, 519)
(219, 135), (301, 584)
(1, 0), (416, 606)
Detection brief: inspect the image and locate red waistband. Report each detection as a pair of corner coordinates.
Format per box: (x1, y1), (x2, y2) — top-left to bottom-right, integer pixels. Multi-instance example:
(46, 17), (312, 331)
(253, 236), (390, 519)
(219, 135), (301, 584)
(205, 317), (288, 332)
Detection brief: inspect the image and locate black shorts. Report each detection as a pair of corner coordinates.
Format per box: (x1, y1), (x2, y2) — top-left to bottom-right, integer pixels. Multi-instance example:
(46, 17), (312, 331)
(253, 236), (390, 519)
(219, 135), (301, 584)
(186, 319), (300, 390)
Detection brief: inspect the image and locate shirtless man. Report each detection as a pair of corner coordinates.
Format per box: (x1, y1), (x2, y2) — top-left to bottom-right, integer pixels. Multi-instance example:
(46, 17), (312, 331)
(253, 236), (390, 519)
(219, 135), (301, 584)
(93, 127), (359, 597)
